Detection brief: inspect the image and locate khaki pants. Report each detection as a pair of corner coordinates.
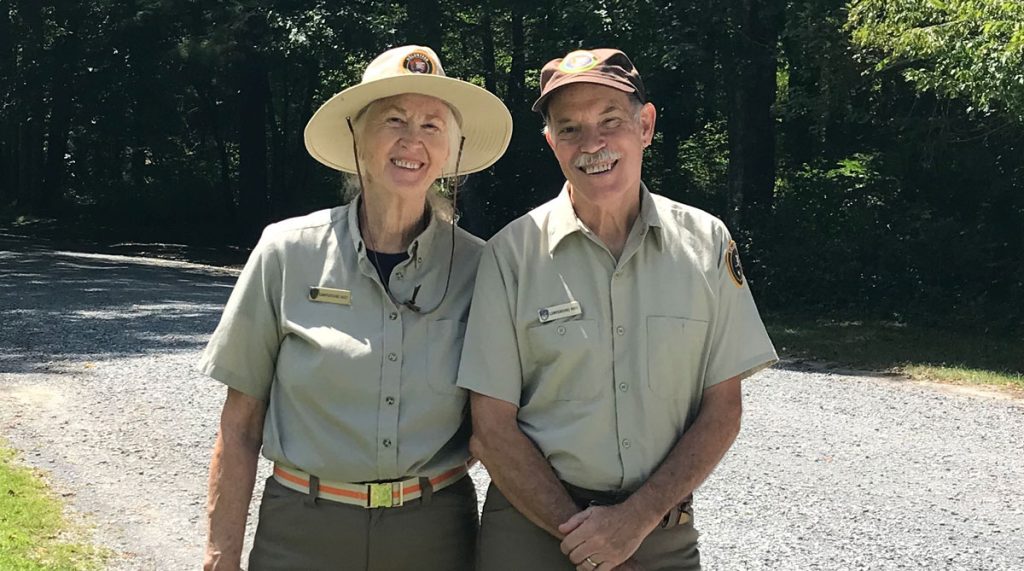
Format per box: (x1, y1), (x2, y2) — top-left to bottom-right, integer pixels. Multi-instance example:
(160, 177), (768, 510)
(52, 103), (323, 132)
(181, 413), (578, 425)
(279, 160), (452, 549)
(477, 484), (700, 571)
(248, 474), (477, 571)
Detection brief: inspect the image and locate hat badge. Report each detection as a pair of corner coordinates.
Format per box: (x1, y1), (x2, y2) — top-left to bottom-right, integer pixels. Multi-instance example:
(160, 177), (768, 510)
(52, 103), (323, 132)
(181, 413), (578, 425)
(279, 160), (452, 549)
(403, 52), (435, 74)
(558, 51), (599, 74)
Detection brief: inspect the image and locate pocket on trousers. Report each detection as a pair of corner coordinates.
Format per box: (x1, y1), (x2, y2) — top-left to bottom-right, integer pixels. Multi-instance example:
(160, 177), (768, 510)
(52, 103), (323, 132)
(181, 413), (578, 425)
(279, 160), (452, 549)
(646, 316), (709, 398)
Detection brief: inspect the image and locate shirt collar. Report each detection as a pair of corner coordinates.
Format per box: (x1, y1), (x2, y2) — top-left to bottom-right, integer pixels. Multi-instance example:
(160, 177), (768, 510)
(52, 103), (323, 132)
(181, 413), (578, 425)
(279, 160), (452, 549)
(346, 193), (443, 269)
(547, 181), (663, 254)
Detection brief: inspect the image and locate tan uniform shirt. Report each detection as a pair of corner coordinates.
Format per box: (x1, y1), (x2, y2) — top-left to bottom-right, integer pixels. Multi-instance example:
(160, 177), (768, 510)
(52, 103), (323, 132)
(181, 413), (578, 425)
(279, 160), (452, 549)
(457, 183), (777, 491)
(200, 198), (483, 482)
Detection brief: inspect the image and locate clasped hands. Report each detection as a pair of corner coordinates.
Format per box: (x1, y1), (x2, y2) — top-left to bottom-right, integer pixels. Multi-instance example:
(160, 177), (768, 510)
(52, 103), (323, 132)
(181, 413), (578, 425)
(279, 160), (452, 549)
(558, 502), (658, 571)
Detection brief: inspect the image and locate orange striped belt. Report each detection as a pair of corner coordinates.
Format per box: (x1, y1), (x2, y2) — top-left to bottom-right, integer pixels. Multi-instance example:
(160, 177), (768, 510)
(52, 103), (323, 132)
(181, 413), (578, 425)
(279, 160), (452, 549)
(272, 464), (468, 508)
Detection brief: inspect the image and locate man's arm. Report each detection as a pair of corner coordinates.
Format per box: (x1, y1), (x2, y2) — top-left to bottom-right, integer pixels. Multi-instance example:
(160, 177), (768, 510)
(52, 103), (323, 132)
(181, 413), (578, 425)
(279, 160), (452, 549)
(204, 388), (266, 571)
(559, 376), (744, 570)
(470, 392), (580, 538)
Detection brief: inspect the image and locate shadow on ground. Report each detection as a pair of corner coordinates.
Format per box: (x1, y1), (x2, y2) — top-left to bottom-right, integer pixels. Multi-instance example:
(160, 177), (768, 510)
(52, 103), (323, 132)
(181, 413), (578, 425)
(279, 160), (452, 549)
(767, 316), (1024, 378)
(0, 239), (237, 374)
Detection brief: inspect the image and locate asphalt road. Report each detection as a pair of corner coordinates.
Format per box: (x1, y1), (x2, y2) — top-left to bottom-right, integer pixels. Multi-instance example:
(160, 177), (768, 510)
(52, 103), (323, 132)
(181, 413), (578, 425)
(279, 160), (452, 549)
(1, 237), (1022, 570)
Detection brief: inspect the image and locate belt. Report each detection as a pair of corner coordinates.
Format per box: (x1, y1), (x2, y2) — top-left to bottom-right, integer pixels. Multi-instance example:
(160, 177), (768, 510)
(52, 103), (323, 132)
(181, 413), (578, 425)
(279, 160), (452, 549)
(562, 481), (693, 528)
(273, 464), (468, 508)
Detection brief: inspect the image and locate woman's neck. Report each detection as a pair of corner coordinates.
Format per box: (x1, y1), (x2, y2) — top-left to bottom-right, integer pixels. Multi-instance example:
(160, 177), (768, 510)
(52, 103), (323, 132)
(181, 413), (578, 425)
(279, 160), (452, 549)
(359, 190), (429, 254)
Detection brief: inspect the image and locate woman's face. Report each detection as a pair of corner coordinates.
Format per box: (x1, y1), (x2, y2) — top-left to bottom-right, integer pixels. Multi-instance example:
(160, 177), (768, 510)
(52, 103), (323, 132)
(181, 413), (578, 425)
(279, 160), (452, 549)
(358, 93), (453, 199)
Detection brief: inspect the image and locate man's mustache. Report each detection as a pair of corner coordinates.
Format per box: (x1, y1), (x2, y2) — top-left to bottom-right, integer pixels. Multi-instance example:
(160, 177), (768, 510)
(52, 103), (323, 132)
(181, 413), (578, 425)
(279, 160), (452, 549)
(574, 149), (622, 168)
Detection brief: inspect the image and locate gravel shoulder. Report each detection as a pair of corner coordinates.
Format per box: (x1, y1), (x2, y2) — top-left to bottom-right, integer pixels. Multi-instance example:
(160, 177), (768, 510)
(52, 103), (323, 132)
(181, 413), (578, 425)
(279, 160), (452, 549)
(1, 239), (1022, 570)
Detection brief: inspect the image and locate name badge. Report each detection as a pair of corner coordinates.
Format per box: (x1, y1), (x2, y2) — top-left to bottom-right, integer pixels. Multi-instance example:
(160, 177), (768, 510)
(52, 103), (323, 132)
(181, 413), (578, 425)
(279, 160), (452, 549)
(308, 286), (351, 306)
(537, 300), (581, 323)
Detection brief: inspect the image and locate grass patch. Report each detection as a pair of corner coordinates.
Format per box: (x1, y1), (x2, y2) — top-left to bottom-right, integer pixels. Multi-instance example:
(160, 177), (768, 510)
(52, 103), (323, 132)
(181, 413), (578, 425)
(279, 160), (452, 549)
(766, 314), (1024, 392)
(0, 441), (108, 570)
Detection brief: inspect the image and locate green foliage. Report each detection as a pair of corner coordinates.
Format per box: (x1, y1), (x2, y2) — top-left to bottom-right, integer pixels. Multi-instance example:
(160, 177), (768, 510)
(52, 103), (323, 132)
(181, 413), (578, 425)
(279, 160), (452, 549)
(752, 153), (903, 310)
(849, 0), (1024, 119)
(1, 0), (1021, 332)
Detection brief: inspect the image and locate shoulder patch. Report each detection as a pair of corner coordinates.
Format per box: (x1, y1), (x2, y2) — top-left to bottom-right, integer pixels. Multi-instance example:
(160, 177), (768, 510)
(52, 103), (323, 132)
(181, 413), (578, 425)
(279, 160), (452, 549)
(725, 240), (744, 287)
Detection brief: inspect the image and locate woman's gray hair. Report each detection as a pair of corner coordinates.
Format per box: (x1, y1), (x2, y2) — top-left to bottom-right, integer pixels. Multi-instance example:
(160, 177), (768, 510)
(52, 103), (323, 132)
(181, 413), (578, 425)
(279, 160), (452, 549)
(342, 97), (464, 222)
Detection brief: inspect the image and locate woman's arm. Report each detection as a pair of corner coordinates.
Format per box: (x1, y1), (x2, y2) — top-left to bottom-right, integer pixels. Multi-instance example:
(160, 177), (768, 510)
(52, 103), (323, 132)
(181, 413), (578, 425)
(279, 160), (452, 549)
(204, 388), (266, 571)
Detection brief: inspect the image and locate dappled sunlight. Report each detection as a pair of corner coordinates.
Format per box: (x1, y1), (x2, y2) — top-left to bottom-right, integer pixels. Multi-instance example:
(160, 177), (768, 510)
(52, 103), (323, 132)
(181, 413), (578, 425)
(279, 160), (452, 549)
(0, 245), (238, 374)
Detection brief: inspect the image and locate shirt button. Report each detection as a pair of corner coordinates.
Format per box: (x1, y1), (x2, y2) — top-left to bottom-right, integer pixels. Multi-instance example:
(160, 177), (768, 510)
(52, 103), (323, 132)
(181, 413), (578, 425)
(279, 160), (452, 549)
(385, 396), (396, 406)
(416, 257), (423, 265)
(619, 382), (628, 392)
(383, 439), (392, 448)
(556, 325), (566, 335)
(614, 271), (623, 278)
(395, 271), (404, 280)
(388, 312), (398, 320)
(616, 325), (625, 336)
(387, 352), (397, 361)
(622, 439), (632, 448)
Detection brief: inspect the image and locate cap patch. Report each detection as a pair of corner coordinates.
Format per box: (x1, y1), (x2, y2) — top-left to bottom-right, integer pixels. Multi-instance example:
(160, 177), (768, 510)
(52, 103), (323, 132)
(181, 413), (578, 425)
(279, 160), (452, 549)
(558, 51), (600, 74)
(403, 52), (435, 74)
(725, 241), (745, 287)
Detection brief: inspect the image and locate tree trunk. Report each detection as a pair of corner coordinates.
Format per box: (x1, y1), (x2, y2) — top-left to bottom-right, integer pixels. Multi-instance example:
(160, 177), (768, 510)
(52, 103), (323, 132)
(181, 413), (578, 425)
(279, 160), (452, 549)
(40, 22), (80, 217)
(267, 70), (288, 219)
(726, 0), (781, 226)
(404, 0), (442, 50)
(780, 0), (818, 167)
(0, 0), (12, 206)
(294, 62), (319, 204)
(191, 81), (235, 228)
(238, 50), (270, 244)
(480, 12), (497, 95)
(40, 84), (71, 215)
(17, 0), (45, 212)
(508, 7), (525, 114)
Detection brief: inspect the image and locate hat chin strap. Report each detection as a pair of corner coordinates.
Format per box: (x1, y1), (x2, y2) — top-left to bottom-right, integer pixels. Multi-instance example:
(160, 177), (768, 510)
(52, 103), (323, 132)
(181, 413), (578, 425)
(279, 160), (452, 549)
(345, 116), (465, 315)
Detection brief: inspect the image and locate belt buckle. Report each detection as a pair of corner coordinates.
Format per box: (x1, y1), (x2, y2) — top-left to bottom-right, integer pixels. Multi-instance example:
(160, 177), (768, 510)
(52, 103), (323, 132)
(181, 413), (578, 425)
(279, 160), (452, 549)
(368, 482), (403, 508)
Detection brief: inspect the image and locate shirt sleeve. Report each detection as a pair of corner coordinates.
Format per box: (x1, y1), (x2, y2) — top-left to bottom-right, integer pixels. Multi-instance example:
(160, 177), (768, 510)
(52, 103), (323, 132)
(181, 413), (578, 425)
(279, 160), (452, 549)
(456, 242), (524, 405)
(198, 227), (283, 400)
(703, 226), (778, 388)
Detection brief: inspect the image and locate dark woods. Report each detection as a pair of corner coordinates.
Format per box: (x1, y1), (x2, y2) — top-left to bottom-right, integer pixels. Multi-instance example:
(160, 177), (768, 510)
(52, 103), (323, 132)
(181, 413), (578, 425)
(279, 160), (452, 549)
(1, 1), (1022, 330)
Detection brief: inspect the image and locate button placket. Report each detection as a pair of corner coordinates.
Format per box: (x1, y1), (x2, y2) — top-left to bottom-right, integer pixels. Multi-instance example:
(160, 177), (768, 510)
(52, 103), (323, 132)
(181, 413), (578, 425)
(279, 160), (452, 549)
(377, 301), (403, 476)
(609, 268), (636, 485)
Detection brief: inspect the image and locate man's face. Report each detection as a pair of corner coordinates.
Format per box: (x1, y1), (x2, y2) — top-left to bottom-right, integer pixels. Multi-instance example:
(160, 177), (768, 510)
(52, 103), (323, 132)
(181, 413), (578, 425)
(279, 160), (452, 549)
(544, 83), (655, 203)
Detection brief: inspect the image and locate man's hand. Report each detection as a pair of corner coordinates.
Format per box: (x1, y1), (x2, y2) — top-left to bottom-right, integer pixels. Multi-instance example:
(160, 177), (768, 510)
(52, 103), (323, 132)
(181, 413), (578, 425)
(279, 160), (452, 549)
(558, 503), (659, 570)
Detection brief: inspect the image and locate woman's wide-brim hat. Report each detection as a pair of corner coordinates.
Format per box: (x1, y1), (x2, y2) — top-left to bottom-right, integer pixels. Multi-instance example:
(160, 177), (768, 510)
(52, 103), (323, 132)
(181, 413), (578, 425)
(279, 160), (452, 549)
(305, 45), (513, 176)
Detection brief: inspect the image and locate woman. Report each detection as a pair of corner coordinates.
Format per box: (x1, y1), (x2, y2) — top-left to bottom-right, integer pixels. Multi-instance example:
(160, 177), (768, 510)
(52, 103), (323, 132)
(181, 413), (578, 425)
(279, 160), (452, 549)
(200, 45), (512, 571)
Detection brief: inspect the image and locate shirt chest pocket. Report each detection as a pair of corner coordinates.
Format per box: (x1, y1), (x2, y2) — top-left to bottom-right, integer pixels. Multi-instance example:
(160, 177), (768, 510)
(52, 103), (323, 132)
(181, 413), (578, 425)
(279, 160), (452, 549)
(425, 320), (467, 395)
(646, 316), (709, 398)
(526, 319), (602, 401)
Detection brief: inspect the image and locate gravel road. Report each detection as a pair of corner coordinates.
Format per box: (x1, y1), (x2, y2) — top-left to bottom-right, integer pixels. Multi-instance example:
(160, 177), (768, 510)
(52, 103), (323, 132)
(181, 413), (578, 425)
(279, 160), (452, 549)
(1, 237), (1022, 570)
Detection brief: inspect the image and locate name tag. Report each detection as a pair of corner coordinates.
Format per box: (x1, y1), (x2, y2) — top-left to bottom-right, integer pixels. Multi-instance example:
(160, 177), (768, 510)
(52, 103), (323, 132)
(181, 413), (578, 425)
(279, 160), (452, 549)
(308, 286), (351, 306)
(537, 300), (581, 323)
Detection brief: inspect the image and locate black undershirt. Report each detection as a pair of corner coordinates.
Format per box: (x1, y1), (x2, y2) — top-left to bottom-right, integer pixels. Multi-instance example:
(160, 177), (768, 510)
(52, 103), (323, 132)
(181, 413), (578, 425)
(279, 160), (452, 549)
(366, 249), (410, 285)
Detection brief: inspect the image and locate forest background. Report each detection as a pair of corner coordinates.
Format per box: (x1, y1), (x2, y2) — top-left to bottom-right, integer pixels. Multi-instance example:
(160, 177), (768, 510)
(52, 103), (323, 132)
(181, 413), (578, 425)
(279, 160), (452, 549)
(2, 0), (1022, 335)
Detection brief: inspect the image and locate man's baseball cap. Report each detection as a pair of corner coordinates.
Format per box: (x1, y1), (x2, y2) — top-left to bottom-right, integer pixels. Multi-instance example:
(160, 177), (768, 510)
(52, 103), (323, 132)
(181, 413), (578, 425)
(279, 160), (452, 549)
(531, 48), (646, 114)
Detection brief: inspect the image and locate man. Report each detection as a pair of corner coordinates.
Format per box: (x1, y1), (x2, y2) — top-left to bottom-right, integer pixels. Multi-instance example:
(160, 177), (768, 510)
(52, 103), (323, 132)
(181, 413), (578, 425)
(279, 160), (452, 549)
(457, 48), (777, 570)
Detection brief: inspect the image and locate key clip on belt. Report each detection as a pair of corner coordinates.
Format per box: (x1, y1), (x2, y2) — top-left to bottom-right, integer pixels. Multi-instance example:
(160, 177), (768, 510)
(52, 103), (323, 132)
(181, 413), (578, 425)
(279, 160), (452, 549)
(368, 482), (403, 508)
(661, 499), (692, 528)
